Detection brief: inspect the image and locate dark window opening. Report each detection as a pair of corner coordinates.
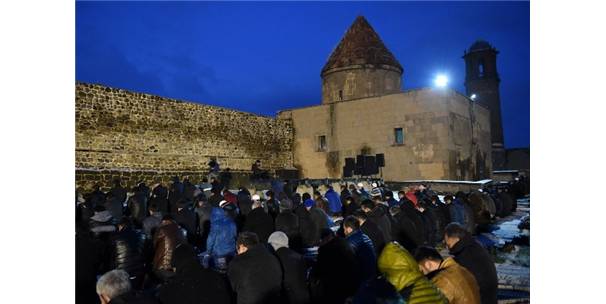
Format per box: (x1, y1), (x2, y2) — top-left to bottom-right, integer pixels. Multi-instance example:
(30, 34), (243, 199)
(478, 59), (485, 77)
(318, 135), (327, 151)
(394, 128), (404, 145)
(338, 90), (343, 101)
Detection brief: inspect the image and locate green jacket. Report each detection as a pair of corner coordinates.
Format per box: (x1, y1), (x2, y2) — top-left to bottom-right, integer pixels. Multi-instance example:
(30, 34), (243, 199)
(378, 242), (447, 304)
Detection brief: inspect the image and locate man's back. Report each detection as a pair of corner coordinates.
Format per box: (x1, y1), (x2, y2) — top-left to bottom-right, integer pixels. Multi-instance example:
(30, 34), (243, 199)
(243, 208), (274, 243)
(449, 235), (498, 304)
(360, 220), (386, 255)
(429, 257), (481, 304)
(228, 244), (282, 304)
(275, 247), (310, 304)
(346, 230), (377, 282)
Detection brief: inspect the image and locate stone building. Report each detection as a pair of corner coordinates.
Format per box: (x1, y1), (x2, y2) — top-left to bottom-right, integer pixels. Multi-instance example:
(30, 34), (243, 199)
(278, 16), (492, 181)
(75, 16), (497, 188)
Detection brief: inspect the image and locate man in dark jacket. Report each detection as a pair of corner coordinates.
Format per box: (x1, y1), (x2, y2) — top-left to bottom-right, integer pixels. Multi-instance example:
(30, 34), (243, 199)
(173, 199), (197, 243)
(339, 184), (351, 204)
(310, 229), (360, 303)
(127, 194), (147, 228)
(306, 199), (330, 244)
(237, 187), (253, 216)
(389, 206), (421, 252)
(266, 190), (280, 220)
(228, 232), (283, 304)
(150, 183), (170, 215)
(445, 223), (498, 304)
(275, 199), (302, 252)
(352, 210), (386, 255)
(158, 243), (232, 304)
(142, 204), (162, 239)
(242, 199), (275, 243)
(361, 199), (392, 242)
(153, 216), (186, 281)
(341, 196), (359, 217)
(293, 200), (318, 248)
(110, 178), (127, 206)
(208, 187), (224, 207)
(268, 232), (311, 304)
(88, 184), (106, 208)
(76, 223), (105, 304)
(109, 218), (147, 289)
(343, 216), (377, 283)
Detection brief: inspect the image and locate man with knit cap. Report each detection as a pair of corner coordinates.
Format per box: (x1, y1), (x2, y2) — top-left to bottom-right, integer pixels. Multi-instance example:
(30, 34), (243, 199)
(268, 232), (311, 304)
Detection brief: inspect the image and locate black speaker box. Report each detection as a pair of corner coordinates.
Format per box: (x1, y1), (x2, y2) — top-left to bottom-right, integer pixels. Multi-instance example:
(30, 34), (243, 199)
(364, 156), (379, 175)
(376, 153), (385, 167)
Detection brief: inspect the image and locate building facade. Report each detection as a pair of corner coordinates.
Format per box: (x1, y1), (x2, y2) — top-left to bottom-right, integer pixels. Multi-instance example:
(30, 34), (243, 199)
(279, 16), (493, 181)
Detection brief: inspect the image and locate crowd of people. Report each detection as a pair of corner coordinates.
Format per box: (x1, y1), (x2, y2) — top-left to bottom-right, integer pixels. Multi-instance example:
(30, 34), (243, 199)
(76, 174), (528, 304)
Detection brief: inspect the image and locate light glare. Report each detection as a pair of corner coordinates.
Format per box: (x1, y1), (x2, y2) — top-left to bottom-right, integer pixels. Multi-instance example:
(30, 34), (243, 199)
(434, 74), (449, 88)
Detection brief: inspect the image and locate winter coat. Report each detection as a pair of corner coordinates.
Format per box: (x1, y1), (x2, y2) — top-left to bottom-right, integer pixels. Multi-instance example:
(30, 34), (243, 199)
(449, 235), (498, 304)
(420, 207), (438, 246)
(309, 207), (330, 242)
(173, 207), (197, 240)
(367, 204), (393, 242)
(427, 257), (481, 304)
(274, 247), (311, 304)
(360, 219), (386, 255)
(467, 191), (493, 227)
(243, 207), (275, 243)
(228, 244), (283, 304)
(310, 236), (360, 303)
(427, 203), (448, 243)
(447, 200), (467, 227)
(294, 205), (318, 247)
(194, 203), (212, 237)
(109, 227), (146, 279)
(105, 197), (123, 222)
(391, 204), (423, 251)
(150, 196), (170, 215)
(153, 221), (185, 271)
(324, 188), (342, 215)
(340, 189), (351, 203)
(378, 242), (447, 304)
(128, 195), (147, 226)
(76, 231), (105, 304)
(346, 229), (377, 282)
(111, 185), (128, 206)
(267, 198), (280, 220)
(206, 207), (237, 257)
(109, 291), (159, 304)
(142, 213), (162, 239)
(237, 192), (253, 216)
(158, 246), (232, 304)
(275, 210), (302, 250)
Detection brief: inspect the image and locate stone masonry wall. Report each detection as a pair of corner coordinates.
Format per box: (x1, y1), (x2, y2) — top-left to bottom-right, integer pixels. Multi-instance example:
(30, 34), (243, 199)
(76, 83), (294, 189)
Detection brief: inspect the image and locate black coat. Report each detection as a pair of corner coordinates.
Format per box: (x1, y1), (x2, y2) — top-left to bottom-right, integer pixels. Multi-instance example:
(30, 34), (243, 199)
(150, 196), (170, 216)
(267, 198), (280, 220)
(309, 207), (329, 245)
(76, 231), (104, 304)
(294, 205), (318, 247)
(310, 236), (360, 304)
(360, 220), (386, 255)
(399, 202), (426, 245)
(367, 204), (392, 242)
(109, 227), (146, 278)
(341, 200), (359, 218)
(228, 244), (283, 304)
(173, 208), (197, 241)
(449, 235), (498, 304)
(110, 291), (159, 304)
(243, 207), (275, 243)
(158, 257), (232, 304)
(275, 247), (311, 304)
(391, 210), (421, 252)
(111, 185), (127, 206)
(275, 211), (302, 251)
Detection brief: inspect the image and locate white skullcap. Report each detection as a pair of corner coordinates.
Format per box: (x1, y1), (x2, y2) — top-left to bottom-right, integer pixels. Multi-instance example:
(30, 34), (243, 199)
(268, 231), (289, 251)
(252, 194), (261, 201)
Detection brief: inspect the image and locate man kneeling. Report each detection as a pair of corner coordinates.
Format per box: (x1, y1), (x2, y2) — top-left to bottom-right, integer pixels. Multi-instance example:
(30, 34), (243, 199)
(413, 246), (481, 304)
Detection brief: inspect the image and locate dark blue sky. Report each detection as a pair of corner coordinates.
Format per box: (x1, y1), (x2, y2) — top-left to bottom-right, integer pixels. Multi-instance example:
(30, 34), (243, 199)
(76, 1), (529, 148)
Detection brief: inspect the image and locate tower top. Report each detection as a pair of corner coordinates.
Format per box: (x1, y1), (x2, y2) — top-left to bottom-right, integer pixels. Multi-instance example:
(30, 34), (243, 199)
(321, 16), (402, 76)
(465, 40), (499, 55)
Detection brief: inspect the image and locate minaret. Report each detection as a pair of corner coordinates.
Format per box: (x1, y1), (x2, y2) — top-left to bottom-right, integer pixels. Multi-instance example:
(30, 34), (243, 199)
(321, 16), (403, 104)
(463, 40), (506, 170)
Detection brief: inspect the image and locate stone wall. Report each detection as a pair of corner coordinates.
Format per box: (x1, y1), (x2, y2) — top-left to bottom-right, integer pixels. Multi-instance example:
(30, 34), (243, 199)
(76, 83), (294, 189)
(279, 88), (492, 182)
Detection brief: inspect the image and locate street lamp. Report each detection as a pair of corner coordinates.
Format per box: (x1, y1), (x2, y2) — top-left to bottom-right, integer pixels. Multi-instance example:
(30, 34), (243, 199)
(470, 93), (477, 101)
(434, 74), (449, 88)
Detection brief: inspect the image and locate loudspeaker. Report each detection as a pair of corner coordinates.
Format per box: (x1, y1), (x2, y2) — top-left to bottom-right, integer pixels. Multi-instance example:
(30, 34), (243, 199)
(376, 154), (385, 167)
(343, 166), (353, 178)
(355, 155), (365, 175)
(345, 158), (356, 169)
(364, 156), (379, 175)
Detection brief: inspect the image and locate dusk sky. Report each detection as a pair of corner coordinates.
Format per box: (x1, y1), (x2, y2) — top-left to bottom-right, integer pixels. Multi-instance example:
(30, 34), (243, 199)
(76, 1), (529, 148)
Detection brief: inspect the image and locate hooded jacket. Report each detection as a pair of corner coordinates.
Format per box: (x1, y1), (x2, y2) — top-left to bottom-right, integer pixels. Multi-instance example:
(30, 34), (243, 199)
(206, 207), (237, 257)
(378, 242), (447, 304)
(427, 257), (481, 304)
(153, 221), (185, 271)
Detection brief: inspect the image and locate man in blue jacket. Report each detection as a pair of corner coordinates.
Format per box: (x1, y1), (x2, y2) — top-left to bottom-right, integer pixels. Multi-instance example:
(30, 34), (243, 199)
(343, 215), (377, 283)
(203, 206), (237, 272)
(324, 185), (343, 216)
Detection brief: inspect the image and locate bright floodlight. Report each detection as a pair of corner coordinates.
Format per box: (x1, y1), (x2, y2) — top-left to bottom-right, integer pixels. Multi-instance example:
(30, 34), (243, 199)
(434, 74), (449, 88)
(470, 94), (477, 100)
